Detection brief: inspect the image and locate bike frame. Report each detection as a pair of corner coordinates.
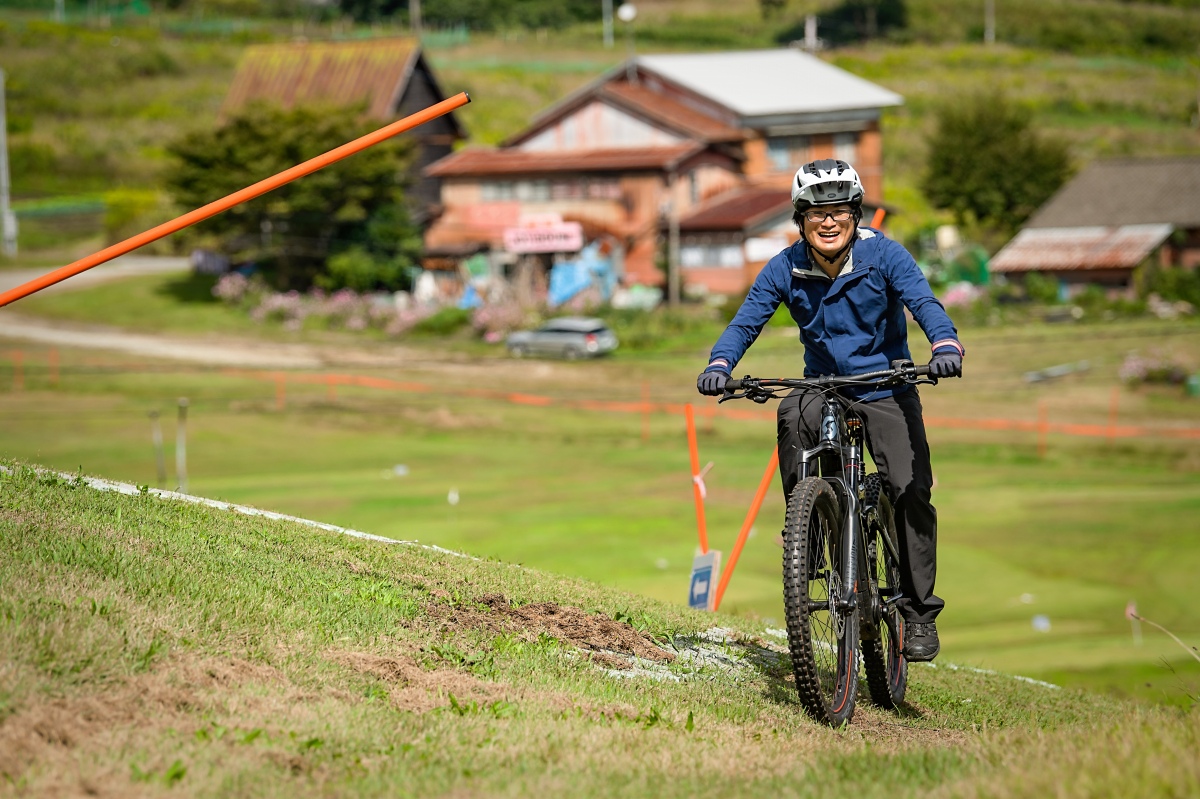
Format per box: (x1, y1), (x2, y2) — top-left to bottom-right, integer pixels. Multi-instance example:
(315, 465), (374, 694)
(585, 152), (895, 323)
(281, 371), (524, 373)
(796, 395), (866, 617)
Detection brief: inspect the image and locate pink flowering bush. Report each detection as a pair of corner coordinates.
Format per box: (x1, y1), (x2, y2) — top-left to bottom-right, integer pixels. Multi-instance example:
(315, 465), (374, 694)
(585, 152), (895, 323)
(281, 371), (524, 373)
(1119, 351), (1190, 386)
(471, 302), (527, 338)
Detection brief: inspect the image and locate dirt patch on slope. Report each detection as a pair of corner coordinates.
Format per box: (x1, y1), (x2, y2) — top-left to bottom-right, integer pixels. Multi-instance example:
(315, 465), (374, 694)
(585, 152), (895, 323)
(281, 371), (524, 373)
(428, 594), (674, 664)
(333, 651), (509, 713)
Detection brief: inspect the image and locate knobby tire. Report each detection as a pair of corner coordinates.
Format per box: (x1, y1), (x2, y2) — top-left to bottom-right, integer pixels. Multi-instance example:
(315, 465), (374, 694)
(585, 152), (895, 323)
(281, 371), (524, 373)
(782, 477), (859, 726)
(860, 473), (908, 708)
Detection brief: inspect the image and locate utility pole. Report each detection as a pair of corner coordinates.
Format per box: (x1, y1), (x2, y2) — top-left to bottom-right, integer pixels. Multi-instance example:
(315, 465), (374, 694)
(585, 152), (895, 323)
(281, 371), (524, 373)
(984, 0), (995, 45)
(149, 410), (167, 489)
(176, 397), (189, 493)
(602, 0), (614, 48)
(667, 171), (680, 308)
(55, 0), (65, 23)
(409, 0), (422, 39)
(618, 4), (638, 83)
(0, 69), (15, 259)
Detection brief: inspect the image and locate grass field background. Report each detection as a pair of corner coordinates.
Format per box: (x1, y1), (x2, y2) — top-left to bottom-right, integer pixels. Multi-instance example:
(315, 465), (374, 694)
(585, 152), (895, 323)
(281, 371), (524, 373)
(4, 274), (1199, 709)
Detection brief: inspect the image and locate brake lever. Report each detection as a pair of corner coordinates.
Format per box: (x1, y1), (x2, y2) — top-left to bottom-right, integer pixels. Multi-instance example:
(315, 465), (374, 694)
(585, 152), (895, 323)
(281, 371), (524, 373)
(717, 391), (745, 404)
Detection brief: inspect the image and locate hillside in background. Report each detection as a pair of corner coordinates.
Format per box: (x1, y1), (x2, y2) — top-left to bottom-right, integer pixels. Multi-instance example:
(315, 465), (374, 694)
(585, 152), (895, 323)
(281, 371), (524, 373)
(2, 462), (1198, 796)
(1, 0), (1198, 255)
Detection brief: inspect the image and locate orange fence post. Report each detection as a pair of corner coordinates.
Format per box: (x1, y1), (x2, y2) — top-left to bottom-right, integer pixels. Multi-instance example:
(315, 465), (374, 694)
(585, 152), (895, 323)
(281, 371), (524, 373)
(0, 93), (471, 309)
(1037, 400), (1048, 459)
(275, 372), (287, 411)
(11, 350), (23, 391)
(641, 381), (650, 443)
(685, 404), (709, 554)
(870, 207), (887, 229)
(1107, 387), (1119, 444)
(48, 348), (59, 388)
(713, 447), (779, 612)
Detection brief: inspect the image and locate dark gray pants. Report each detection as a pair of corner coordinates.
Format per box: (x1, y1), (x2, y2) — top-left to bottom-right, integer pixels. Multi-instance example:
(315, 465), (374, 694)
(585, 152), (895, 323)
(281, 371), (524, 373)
(776, 388), (943, 623)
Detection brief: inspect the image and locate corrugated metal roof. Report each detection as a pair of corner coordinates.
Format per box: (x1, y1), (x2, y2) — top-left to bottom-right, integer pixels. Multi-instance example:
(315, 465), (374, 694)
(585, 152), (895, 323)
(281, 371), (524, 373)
(637, 49), (903, 120)
(990, 224), (1173, 273)
(679, 186), (792, 231)
(1026, 157), (1200, 229)
(222, 38), (419, 119)
(425, 144), (708, 177)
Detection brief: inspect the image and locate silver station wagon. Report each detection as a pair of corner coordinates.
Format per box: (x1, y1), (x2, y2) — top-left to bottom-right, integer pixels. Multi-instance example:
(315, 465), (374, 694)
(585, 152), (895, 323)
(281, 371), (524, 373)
(506, 316), (619, 360)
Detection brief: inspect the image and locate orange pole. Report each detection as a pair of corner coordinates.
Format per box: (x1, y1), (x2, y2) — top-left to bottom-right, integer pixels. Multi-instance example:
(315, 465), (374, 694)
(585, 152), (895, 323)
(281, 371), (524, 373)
(327, 373), (337, 402)
(713, 447), (779, 612)
(870, 207), (887, 229)
(48, 348), (59, 387)
(685, 404), (709, 554)
(0, 93), (471, 309)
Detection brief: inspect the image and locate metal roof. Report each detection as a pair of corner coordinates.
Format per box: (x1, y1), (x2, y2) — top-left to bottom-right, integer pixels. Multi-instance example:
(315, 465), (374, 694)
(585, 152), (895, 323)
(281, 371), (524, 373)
(678, 186), (792, 232)
(636, 49), (903, 121)
(425, 144), (711, 177)
(990, 224), (1174, 273)
(222, 38), (420, 119)
(1026, 157), (1200, 229)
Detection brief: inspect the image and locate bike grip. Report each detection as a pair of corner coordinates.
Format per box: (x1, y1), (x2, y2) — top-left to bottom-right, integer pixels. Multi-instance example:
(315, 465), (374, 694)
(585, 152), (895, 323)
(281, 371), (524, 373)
(914, 364), (931, 376)
(726, 378), (743, 391)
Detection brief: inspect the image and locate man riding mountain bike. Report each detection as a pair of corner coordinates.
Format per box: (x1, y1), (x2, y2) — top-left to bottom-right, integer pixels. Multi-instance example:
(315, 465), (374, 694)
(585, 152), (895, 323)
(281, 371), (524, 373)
(696, 159), (963, 662)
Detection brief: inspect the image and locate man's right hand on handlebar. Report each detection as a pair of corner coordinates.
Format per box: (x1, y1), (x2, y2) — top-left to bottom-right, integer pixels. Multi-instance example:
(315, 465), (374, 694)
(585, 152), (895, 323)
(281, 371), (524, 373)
(696, 361), (731, 396)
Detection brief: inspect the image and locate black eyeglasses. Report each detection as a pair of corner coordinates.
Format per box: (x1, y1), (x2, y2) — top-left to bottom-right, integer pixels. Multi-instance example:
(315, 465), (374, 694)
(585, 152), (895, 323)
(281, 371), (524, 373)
(803, 209), (853, 224)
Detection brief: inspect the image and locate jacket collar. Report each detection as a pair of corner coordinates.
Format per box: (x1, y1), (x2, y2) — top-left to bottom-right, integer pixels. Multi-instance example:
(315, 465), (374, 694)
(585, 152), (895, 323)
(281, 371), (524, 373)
(791, 228), (877, 281)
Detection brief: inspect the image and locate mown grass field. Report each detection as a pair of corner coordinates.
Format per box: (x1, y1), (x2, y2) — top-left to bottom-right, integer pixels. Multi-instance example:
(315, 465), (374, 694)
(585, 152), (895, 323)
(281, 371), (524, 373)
(2, 463), (1199, 797)
(3, 276), (1199, 710)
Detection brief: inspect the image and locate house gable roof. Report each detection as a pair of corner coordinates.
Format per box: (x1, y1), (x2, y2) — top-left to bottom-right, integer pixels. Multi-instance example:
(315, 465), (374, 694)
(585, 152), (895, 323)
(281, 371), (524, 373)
(1026, 157), (1200, 229)
(223, 37), (429, 121)
(636, 49), (903, 122)
(505, 80), (744, 149)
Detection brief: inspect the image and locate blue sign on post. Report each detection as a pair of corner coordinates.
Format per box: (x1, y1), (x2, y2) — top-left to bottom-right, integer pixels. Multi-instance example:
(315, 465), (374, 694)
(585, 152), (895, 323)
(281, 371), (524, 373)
(689, 550), (721, 611)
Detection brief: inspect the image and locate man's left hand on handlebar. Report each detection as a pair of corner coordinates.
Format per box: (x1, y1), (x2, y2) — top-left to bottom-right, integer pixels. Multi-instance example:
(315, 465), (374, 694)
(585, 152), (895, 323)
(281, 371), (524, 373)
(929, 347), (963, 379)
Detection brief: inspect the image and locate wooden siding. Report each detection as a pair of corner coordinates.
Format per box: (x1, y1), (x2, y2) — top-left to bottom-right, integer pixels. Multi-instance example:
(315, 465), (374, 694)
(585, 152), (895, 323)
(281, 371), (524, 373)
(518, 101), (684, 151)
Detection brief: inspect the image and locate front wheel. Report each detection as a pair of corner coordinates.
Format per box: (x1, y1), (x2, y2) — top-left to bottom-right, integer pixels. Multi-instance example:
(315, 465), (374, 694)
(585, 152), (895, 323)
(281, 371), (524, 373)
(860, 473), (908, 709)
(782, 477), (859, 726)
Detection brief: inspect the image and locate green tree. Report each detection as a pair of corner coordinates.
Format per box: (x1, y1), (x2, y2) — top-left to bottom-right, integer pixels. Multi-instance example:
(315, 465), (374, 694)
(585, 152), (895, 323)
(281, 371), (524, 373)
(922, 92), (1072, 234)
(166, 103), (421, 291)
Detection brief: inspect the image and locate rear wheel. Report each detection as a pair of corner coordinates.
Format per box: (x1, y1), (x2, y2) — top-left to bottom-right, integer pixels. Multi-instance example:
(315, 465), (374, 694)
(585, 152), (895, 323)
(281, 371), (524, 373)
(860, 473), (908, 709)
(782, 477), (859, 726)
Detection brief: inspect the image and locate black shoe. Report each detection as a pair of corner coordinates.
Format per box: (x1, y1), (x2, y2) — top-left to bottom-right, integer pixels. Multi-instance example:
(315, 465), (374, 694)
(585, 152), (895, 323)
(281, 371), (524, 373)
(903, 621), (940, 662)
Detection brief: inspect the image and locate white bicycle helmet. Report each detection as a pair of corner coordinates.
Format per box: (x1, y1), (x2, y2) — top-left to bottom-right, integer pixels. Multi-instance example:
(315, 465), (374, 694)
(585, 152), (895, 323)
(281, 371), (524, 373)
(791, 159), (865, 210)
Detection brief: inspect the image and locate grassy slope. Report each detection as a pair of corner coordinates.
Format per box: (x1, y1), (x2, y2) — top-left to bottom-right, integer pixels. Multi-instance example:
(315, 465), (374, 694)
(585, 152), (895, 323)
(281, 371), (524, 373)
(2, 463), (1198, 797)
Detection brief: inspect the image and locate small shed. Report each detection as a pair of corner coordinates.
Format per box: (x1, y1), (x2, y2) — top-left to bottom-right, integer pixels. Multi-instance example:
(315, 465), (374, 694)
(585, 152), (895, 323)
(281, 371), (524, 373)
(222, 37), (465, 212)
(991, 157), (1200, 291)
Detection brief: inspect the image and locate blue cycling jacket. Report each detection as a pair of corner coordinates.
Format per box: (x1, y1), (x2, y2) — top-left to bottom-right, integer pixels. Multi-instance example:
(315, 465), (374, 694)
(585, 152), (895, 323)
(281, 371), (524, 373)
(707, 228), (963, 401)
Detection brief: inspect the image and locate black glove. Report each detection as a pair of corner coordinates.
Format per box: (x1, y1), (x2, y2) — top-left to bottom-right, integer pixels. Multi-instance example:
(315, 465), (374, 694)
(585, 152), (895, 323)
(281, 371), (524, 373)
(929, 348), (963, 378)
(696, 368), (730, 396)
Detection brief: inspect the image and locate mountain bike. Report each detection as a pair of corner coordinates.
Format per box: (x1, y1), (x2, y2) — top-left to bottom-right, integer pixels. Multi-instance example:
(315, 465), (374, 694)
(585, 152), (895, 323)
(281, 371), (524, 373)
(721, 360), (937, 726)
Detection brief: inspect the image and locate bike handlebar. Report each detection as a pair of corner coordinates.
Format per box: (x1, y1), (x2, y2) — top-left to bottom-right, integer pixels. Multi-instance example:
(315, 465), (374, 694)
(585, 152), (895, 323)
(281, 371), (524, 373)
(726, 363), (930, 393)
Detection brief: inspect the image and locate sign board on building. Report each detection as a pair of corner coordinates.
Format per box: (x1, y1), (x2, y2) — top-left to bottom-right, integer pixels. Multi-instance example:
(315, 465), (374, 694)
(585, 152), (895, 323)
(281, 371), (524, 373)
(503, 221), (584, 254)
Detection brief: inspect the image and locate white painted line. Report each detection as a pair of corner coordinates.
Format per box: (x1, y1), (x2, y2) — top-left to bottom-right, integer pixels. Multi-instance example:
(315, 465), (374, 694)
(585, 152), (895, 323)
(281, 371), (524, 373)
(923, 660), (1060, 690)
(1, 466), (475, 559)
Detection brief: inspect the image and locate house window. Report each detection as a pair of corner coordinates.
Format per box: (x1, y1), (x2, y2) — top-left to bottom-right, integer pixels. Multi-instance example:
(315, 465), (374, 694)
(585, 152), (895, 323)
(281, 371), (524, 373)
(681, 239), (744, 269)
(481, 181), (515, 201)
(515, 180), (550, 202)
(767, 135), (811, 172)
(834, 133), (858, 164)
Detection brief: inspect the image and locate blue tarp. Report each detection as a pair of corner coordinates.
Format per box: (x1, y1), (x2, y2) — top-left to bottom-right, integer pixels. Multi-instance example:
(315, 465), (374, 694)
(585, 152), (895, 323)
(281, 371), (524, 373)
(547, 243), (615, 307)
